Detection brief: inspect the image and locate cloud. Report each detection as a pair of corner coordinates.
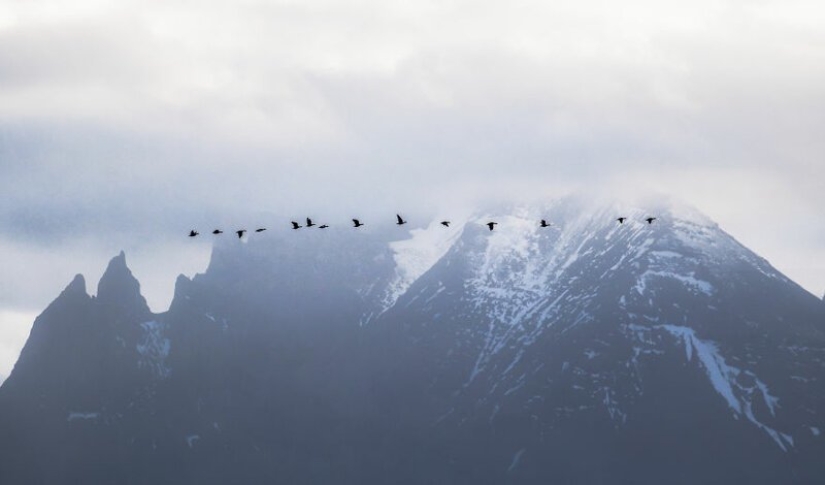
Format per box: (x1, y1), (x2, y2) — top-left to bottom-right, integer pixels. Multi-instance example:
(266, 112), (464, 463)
(0, 310), (39, 385)
(0, 0), (823, 324)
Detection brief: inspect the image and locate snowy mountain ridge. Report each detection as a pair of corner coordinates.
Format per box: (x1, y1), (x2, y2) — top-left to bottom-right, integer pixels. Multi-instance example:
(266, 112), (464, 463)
(377, 196), (742, 314)
(366, 196), (820, 456)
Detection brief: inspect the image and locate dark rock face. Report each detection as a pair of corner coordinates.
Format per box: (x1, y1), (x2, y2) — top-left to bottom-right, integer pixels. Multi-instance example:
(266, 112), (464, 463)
(0, 253), (159, 484)
(1, 198), (824, 484)
(96, 251), (152, 319)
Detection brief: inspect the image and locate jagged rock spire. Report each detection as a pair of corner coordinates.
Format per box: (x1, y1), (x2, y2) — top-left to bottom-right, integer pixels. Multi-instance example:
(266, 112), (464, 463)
(96, 251), (151, 319)
(63, 274), (87, 296)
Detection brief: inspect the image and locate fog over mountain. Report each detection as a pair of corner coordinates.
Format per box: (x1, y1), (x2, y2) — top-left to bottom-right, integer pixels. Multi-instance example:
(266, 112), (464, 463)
(1, 196), (823, 484)
(2, 0), (824, 394)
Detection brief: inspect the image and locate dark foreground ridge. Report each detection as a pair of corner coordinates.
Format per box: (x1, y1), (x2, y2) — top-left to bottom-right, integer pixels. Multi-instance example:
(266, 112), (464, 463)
(1, 197), (824, 485)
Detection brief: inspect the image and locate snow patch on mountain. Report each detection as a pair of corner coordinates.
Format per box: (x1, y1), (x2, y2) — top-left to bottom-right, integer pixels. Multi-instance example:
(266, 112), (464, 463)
(136, 320), (171, 379)
(602, 387), (628, 425)
(635, 270), (714, 296)
(380, 220), (465, 312)
(478, 212), (542, 282)
(67, 412), (99, 422)
(658, 324), (792, 451)
(463, 207), (608, 387)
(507, 448), (526, 472)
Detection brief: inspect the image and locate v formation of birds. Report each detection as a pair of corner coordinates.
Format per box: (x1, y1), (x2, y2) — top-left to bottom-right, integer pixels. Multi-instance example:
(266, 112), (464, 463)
(190, 215), (657, 238)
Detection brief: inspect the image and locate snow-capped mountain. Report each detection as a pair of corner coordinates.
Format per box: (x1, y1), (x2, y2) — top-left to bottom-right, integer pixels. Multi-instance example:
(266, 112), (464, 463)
(1, 196), (823, 484)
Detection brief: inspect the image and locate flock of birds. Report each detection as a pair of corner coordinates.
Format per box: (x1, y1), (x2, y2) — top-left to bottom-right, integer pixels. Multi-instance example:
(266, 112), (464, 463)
(188, 215), (657, 238)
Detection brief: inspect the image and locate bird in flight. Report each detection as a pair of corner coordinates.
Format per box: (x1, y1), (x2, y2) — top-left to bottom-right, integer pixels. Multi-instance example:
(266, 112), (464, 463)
(540, 219), (551, 228)
(189, 230), (199, 237)
(212, 229), (223, 235)
(441, 221), (450, 227)
(617, 217), (627, 224)
(306, 218), (315, 228)
(291, 221), (302, 230)
(255, 228), (266, 233)
(319, 224), (329, 229)
(486, 222), (498, 231)
(353, 219), (364, 228)
(236, 230), (246, 239)
(645, 217), (657, 224)
(396, 214), (407, 225)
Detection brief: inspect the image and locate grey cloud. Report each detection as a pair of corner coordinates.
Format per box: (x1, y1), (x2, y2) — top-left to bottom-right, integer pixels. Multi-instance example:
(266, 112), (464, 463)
(0, 19), (153, 88)
(0, 0), (823, 309)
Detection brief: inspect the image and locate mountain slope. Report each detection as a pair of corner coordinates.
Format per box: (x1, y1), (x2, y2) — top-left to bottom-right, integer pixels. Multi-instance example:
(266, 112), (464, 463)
(367, 197), (825, 483)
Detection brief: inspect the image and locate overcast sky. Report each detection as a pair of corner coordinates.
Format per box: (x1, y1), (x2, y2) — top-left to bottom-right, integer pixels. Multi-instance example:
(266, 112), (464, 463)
(1, 0), (823, 381)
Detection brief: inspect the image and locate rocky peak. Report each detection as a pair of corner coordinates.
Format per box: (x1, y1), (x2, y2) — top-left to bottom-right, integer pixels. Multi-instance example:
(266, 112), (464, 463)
(35, 273), (91, 319)
(63, 273), (88, 297)
(95, 251), (151, 319)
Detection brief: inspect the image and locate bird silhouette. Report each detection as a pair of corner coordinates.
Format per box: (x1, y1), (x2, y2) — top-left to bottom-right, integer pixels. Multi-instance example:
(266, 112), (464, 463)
(486, 222), (498, 231)
(255, 228), (266, 233)
(212, 229), (223, 235)
(645, 217), (657, 224)
(236, 230), (246, 239)
(306, 218), (316, 227)
(189, 230), (199, 237)
(319, 224), (329, 229)
(441, 221), (450, 227)
(353, 219), (364, 228)
(540, 219), (551, 227)
(396, 214), (407, 225)
(291, 221), (302, 230)
(617, 217), (627, 224)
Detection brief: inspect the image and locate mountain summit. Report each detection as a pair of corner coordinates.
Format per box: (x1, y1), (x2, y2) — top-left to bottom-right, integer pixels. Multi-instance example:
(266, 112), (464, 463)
(1, 197), (823, 484)
(96, 250), (151, 318)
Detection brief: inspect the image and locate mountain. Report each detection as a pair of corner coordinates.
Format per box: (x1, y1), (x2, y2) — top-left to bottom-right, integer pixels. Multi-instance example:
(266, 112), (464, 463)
(1, 196), (823, 484)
